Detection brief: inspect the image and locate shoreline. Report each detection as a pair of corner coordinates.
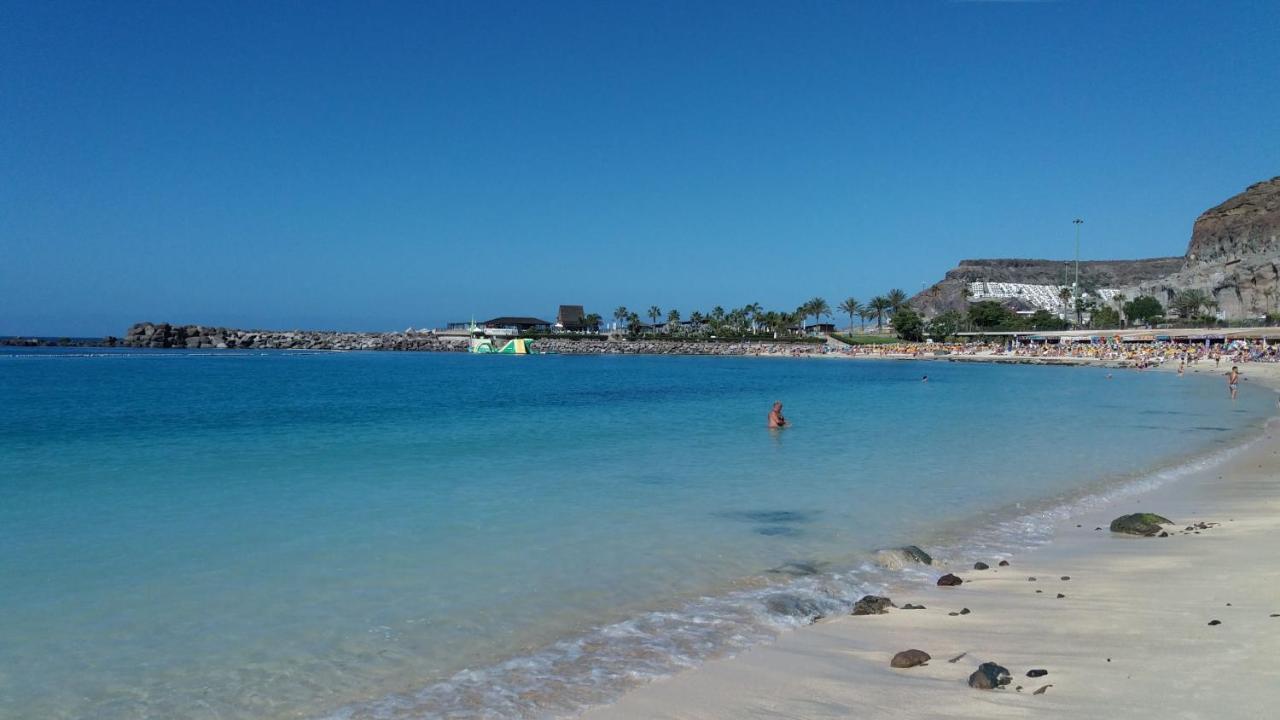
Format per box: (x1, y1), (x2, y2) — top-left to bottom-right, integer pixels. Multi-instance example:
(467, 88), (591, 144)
(6, 347), (1276, 719)
(581, 367), (1280, 719)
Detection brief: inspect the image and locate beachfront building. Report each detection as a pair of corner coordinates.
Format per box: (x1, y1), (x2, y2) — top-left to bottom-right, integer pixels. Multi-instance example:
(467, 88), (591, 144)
(804, 322), (837, 336)
(482, 316), (552, 334)
(556, 305), (587, 332)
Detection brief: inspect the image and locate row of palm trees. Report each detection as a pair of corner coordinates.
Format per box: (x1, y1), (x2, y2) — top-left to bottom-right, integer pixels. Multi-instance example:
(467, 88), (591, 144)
(607, 289), (914, 337)
(830, 289), (910, 333)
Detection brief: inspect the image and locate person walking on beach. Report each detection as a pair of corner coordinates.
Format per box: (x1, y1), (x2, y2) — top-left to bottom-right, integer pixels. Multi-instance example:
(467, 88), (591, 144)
(1227, 366), (1240, 400)
(767, 401), (788, 429)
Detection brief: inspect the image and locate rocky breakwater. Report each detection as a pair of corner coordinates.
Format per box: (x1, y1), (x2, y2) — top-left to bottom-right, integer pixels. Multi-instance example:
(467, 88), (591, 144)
(121, 323), (466, 351)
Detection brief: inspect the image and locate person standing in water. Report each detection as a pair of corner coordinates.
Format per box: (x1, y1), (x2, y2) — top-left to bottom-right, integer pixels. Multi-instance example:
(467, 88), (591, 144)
(767, 401), (788, 428)
(1227, 366), (1240, 400)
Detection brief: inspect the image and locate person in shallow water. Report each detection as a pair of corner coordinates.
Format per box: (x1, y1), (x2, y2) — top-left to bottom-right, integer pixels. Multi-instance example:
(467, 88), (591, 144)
(1228, 366), (1240, 399)
(767, 401), (788, 428)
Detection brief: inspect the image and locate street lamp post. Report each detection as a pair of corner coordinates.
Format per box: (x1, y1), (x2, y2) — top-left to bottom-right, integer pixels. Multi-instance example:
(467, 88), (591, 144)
(1073, 218), (1083, 324)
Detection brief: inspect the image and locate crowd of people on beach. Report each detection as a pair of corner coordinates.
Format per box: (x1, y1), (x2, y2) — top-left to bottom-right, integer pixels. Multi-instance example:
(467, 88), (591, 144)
(816, 337), (1280, 370)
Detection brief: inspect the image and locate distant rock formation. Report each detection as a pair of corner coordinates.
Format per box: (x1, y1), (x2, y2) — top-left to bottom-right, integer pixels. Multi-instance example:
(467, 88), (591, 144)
(911, 176), (1280, 321)
(911, 258), (1182, 317)
(1131, 176), (1280, 319)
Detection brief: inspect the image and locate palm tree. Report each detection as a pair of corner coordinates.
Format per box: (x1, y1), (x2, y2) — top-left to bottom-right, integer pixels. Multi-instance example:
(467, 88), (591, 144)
(838, 297), (863, 333)
(743, 302), (762, 333)
(666, 309), (680, 327)
(867, 296), (892, 331)
(1172, 289), (1215, 324)
(647, 305), (662, 328)
(886, 288), (908, 314)
(805, 297), (830, 330)
(859, 306), (876, 332)
(1057, 287), (1072, 323)
(710, 306), (726, 324)
(613, 306), (629, 332)
(689, 310), (705, 327)
(760, 311), (780, 337)
(627, 311), (641, 333)
(583, 313), (602, 333)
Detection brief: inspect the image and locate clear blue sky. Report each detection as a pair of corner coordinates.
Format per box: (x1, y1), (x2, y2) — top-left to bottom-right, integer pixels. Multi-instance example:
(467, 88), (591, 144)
(3, 1), (1277, 336)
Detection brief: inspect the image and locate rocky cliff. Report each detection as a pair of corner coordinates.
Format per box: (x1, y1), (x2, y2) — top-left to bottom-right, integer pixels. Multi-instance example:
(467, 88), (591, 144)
(912, 176), (1280, 320)
(1185, 176), (1280, 264)
(1129, 176), (1280, 319)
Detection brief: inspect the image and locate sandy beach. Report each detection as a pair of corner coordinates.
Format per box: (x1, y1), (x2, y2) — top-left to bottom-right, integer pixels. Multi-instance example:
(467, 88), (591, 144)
(585, 365), (1280, 719)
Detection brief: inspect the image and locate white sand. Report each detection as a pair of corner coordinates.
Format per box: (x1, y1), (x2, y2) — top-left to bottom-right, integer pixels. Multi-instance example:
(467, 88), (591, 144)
(584, 368), (1280, 719)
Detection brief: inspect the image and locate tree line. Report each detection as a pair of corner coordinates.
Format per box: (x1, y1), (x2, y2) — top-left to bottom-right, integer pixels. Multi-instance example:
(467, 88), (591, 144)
(592, 289), (916, 338)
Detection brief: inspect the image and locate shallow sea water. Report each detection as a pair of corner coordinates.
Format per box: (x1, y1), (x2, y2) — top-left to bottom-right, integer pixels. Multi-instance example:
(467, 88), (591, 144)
(0, 348), (1273, 719)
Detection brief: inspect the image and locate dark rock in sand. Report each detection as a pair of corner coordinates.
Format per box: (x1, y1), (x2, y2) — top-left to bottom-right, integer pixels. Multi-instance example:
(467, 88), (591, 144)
(1208, 619), (1222, 626)
(851, 595), (896, 616)
(1028, 576), (1037, 581)
(969, 662), (1012, 689)
(1110, 513), (1174, 536)
(1033, 684), (1053, 695)
(902, 603), (926, 610)
(998, 560), (1010, 567)
(1159, 531), (1169, 537)
(1026, 669), (1048, 678)
(1060, 576), (1070, 581)
(973, 561), (990, 570)
(947, 652), (967, 663)
(937, 573), (963, 586)
(890, 649), (932, 668)
(1057, 593), (1066, 599)
(960, 607), (970, 615)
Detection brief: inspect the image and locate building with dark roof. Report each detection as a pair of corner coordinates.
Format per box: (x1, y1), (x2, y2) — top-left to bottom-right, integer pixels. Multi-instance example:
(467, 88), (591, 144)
(556, 305), (586, 331)
(482, 317), (552, 333)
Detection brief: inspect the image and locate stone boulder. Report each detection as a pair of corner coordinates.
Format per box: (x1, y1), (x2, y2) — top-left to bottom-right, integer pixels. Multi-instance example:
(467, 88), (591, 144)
(872, 545), (933, 569)
(890, 649), (931, 668)
(936, 573), (963, 586)
(851, 595), (896, 616)
(764, 593), (825, 621)
(969, 662), (1012, 689)
(1110, 513), (1173, 536)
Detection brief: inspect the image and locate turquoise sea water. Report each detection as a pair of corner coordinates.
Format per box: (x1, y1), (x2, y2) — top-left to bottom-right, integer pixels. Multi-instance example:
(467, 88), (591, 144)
(1, 348), (1274, 719)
